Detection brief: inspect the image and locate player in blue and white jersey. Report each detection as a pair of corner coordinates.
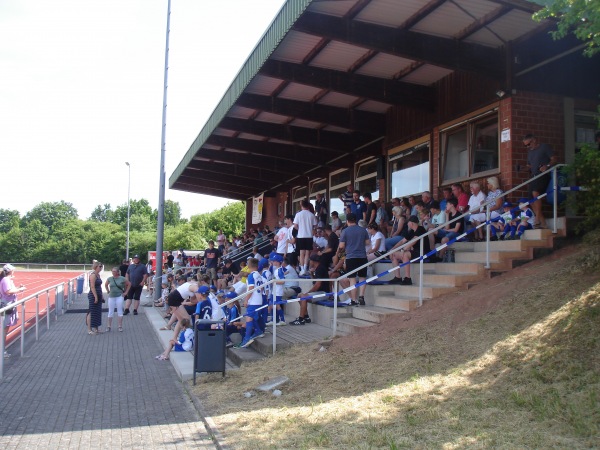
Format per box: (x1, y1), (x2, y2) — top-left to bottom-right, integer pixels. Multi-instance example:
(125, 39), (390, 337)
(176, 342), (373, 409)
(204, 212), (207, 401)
(513, 198), (536, 239)
(234, 258), (264, 348)
(491, 201), (515, 240)
(266, 253), (286, 326)
(258, 257), (272, 335)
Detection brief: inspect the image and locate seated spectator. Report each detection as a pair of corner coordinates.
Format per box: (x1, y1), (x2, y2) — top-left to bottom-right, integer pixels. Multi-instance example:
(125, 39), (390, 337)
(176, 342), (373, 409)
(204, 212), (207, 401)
(223, 292), (244, 347)
(491, 201), (515, 241)
(510, 198), (536, 240)
(427, 201), (446, 250)
(367, 223), (386, 261)
(437, 198), (464, 261)
(388, 215), (430, 285)
(374, 199), (389, 237)
(469, 177), (504, 241)
(330, 211), (342, 232)
(282, 257), (301, 299)
(155, 318), (193, 361)
(313, 228), (327, 250)
(385, 206), (406, 250)
(290, 254), (330, 325)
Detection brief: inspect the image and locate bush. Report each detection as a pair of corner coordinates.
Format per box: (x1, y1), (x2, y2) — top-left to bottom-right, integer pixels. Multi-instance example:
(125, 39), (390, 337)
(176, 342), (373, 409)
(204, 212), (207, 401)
(564, 144), (600, 231)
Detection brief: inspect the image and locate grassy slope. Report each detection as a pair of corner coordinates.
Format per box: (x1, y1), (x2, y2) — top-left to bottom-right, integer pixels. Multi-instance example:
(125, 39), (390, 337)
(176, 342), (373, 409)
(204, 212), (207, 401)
(192, 240), (600, 449)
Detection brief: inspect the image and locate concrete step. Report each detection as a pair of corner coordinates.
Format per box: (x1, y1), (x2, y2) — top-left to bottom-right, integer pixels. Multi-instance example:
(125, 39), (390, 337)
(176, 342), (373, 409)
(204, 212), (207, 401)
(422, 262), (484, 275)
(336, 317), (377, 334)
(455, 250), (528, 264)
(351, 305), (406, 324)
(227, 346), (266, 367)
(371, 294), (418, 312)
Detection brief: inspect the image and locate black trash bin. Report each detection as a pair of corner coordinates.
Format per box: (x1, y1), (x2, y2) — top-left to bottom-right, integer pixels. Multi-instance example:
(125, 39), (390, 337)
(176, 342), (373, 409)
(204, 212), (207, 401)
(76, 275), (85, 295)
(193, 319), (226, 384)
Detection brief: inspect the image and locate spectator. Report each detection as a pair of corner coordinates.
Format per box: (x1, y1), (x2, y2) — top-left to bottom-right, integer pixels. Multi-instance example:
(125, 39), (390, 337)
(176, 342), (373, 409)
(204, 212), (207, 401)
(469, 176), (504, 241)
(339, 183), (354, 212)
(204, 240), (221, 285)
(124, 255), (147, 316)
(385, 206), (406, 250)
(374, 199), (389, 237)
(155, 318), (193, 361)
(524, 133), (556, 229)
(217, 230), (226, 253)
(388, 216), (430, 285)
(350, 191), (367, 222)
(367, 223), (386, 261)
(313, 227), (327, 250)
(282, 257), (301, 299)
(314, 193), (328, 228)
(294, 200), (317, 276)
(266, 253), (286, 326)
(466, 182), (486, 240)
(451, 183), (469, 214)
(1, 264), (26, 357)
(290, 254), (329, 325)
(87, 260), (104, 334)
(119, 259), (130, 277)
(105, 267), (130, 332)
(363, 192), (377, 225)
(512, 198), (536, 239)
(437, 198), (464, 261)
(330, 211), (342, 233)
(337, 213), (370, 306)
(422, 191), (434, 209)
(491, 201), (515, 241)
(439, 187), (454, 212)
(234, 258), (264, 348)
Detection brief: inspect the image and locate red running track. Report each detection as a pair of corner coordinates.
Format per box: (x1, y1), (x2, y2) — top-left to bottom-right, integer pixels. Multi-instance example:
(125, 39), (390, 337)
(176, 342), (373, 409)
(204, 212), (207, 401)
(4, 271), (84, 346)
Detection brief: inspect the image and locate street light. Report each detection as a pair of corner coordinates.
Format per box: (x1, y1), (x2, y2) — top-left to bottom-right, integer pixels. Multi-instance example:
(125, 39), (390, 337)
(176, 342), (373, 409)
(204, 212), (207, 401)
(125, 162), (131, 261)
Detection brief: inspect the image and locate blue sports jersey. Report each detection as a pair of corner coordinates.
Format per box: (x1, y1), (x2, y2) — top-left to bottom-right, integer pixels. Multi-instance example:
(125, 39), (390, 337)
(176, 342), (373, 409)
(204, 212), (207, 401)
(273, 266), (285, 297)
(246, 271), (264, 306)
(261, 269), (272, 299)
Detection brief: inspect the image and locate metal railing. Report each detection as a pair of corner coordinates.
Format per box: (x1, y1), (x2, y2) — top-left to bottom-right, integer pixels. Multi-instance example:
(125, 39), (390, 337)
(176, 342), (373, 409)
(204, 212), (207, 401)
(0, 274), (82, 379)
(0, 263), (93, 272)
(214, 165), (572, 354)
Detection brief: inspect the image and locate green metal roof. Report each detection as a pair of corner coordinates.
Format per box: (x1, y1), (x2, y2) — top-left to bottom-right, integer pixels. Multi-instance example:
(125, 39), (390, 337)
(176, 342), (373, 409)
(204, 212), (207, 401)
(169, 0), (313, 189)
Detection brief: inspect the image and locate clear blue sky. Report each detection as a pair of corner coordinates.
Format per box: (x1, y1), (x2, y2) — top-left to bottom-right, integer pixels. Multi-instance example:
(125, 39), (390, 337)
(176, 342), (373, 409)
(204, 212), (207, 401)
(0, 0), (286, 219)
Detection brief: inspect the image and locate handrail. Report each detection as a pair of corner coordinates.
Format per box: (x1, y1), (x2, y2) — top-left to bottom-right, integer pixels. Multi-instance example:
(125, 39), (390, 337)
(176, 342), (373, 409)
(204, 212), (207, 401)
(198, 166), (571, 354)
(0, 274), (82, 379)
(227, 231), (275, 263)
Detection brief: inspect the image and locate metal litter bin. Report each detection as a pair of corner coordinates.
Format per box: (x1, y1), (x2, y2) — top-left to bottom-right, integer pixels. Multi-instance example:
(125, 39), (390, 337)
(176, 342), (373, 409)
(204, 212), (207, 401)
(193, 319), (226, 384)
(76, 275), (85, 294)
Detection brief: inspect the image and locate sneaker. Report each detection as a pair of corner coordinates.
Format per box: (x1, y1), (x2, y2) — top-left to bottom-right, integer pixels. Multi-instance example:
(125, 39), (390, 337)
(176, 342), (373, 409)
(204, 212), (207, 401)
(145, 294), (151, 298)
(254, 332), (265, 339)
(133, 310), (138, 315)
(298, 269), (307, 276)
(3, 351), (10, 359)
(123, 309), (130, 316)
(276, 320), (286, 326)
(349, 300), (359, 306)
(234, 337), (255, 348)
(106, 327), (111, 332)
(401, 277), (412, 286)
(303, 316), (311, 324)
(388, 277), (403, 284)
(358, 296), (366, 306)
(265, 318), (274, 326)
(289, 317), (305, 325)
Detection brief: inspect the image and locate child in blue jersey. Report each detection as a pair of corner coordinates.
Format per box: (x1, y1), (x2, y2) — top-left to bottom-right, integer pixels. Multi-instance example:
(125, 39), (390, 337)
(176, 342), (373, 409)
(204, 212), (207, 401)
(155, 318), (193, 360)
(266, 253), (286, 326)
(234, 258), (264, 348)
(258, 257), (271, 335)
(513, 198), (535, 239)
(193, 285), (213, 330)
(491, 201), (516, 240)
(223, 291), (244, 347)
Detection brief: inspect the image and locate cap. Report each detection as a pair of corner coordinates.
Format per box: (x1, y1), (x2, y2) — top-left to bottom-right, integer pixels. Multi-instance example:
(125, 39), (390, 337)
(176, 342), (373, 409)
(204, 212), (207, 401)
(309, 253), (320, 262)
(133, 254), (140, 259)
(269, 251), (277, 260)
(210, 285), (217, 291)
(195, 285), (210, 294)
(225, 291), (237, 299)
(502, 201), (512, 208)
(408, 215), (419, 224)
(258, 258), (269, 271)
(2, 264), (15, 273)
(269, 253), (283, 263)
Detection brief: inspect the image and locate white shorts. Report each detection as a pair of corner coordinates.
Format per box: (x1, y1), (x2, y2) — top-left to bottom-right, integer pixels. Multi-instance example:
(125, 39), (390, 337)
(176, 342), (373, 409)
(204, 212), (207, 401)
(233, 282), (247, 296)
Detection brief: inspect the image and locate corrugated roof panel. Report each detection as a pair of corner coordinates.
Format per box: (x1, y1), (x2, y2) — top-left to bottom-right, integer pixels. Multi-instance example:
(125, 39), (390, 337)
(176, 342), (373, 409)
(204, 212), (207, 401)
(463, 27), (505, 48)
(317, 91), (359, 108)
(255, 111), (290, 124)
(400, 64), (453, 86)
(227, 106), (255, 119)
(355, 52), (415, 79)
(355, 100), (391, 113)
(289, 118), (322, 129)
(486, 10), (545, 43)
(278, 82), (323, 101)
(202, 144), (221, 151)
(306, 0), (358, 17)
(213, 128), (237, 137)
(309, 40), (371, 71)
(355, 0), (424, 28)
(237, 133), (265, 141)
(245, 75), (283, 96)
(269, 138), (296, 145)
(271, 30), (322, 63)
(411, 2), (472, 38)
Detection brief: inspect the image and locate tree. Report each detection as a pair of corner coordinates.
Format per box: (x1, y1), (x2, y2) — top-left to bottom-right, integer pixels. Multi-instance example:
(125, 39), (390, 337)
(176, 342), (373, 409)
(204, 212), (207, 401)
(112, 199), (154, 227)
(24, 201), (78, 231)
(89, 203), (114, 222)
(162, 199), (184, 227)
(0, 208), (20, 233)
(533, 0), (600, 56)
(190, 202), (245, 242)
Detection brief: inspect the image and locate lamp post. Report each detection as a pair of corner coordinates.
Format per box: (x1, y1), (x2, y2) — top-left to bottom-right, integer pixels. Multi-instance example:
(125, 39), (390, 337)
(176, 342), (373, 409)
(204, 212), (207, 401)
(125, 161), (131, 261)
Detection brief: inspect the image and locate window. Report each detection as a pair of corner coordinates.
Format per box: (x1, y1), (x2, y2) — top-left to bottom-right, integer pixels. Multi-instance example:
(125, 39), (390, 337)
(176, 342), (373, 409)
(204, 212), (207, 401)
(355, 159), (379, 201)
(441, 111), (499, 183)
(291, 186), (307, 214)
(389, 142), (429, 199)
(329, 169), (349, 222)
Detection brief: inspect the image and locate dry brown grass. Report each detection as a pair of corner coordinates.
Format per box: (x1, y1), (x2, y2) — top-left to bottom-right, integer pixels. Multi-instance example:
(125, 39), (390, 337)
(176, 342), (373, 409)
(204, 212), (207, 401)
(191, 242), (600, 449)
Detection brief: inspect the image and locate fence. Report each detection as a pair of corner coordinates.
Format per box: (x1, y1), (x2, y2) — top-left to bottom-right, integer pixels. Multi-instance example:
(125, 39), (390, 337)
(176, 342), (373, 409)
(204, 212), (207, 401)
(0, 274), (83, 379)
(0, 263), (93, 272)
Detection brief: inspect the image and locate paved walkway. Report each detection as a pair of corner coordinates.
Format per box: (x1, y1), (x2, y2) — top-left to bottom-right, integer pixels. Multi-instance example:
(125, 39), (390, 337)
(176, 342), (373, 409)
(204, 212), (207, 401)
(0, 286), (217, 449)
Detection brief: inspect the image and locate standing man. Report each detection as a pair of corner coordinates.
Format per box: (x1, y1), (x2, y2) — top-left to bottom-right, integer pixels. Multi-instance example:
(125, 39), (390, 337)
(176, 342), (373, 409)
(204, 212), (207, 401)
(293, 200), (317, 276)
(166, 251), (174, 269)
(124, 254), (147, 315)
(363, 192), (377, 225)
(524, 133), (556, 229)
(337, 213), (370, 306)
(314, 193), (328, 228)
(216, 230), (226, 253)
(204, 240), (221, 286)
(339, 183), (354, 212)
(350, 191), (367, 222)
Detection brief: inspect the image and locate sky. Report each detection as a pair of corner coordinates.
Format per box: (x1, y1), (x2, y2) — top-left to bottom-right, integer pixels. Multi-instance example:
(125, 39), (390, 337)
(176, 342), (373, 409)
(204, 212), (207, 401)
(0, 0), (287, 220)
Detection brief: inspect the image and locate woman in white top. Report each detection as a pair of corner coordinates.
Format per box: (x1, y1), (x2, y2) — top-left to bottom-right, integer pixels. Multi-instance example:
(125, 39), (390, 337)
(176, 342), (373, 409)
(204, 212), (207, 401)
(1, 264), (26, 358)
(366, 223), (386, 261)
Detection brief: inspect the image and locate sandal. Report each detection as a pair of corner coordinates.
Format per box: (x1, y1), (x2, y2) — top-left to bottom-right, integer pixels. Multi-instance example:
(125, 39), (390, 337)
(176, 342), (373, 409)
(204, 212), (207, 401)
(155, 354), (169, 360)
(88, 330), (97, 335)
(118, 327), (123, 332)
(159, 326), (171, 331)
(106, 327), (111, 332)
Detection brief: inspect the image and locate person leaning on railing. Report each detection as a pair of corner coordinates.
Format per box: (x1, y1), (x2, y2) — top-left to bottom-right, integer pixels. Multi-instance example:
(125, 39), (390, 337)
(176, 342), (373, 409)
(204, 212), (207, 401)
(1, 264), (26, 358)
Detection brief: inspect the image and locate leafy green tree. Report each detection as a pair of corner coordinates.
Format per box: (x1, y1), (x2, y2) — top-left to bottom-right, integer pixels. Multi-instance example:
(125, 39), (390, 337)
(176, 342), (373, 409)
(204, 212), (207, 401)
(190, 202), (245, 242)
(23, 201), (78, 231)
(161, 199), (184, 227)
(565, 144), (600, 229)
(112, 199), (154, 226)
(533, 0), (600, 56)
(0, 208), (20, 233)
(89, 203), (114, 222)
(164, 223), (208, 251)
(129, 213), (156, 233)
